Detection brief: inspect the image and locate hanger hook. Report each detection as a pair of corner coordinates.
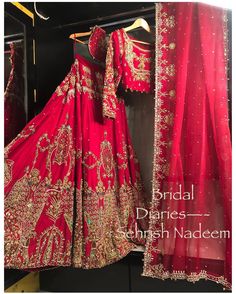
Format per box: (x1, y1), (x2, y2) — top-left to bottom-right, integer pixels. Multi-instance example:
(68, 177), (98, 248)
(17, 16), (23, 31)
(34, 2), (50, 21)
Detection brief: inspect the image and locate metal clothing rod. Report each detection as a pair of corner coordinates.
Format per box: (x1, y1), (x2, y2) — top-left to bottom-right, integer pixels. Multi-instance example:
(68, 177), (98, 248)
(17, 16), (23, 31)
(90, 13), (155, 30)
(4, 33), (24, 41)
(5, 39), (23, 45)
(52, 5), (155, 30)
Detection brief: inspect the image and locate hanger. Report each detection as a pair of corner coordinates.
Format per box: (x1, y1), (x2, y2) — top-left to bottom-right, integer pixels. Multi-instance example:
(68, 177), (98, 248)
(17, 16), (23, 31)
(69, 18), (152, 46)
(124, 18), (151, 33)
(123, 18), (151, 45)
(69, 31), (92, 44)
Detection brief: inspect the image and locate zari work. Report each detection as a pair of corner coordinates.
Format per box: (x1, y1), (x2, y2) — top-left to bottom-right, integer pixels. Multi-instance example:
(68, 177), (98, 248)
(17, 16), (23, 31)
(4, 30), (147, 269)
(102, 28), (154, 118)
(143, 3), (231, 290)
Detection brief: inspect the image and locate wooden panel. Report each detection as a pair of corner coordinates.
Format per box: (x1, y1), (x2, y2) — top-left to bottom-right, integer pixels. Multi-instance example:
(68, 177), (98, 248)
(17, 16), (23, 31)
(5, 272), (39, 293)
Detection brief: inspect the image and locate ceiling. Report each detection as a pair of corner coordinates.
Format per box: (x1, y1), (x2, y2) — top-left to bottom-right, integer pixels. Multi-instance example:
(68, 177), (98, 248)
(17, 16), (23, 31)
(21, 2), (155, 29)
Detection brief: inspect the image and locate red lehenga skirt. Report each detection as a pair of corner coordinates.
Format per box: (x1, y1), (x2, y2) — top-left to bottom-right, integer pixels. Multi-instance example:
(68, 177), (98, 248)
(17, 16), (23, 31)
(4, 55), (146, 270)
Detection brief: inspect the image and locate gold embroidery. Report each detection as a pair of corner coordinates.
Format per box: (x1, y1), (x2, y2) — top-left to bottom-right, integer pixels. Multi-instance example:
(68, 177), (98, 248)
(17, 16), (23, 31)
(5, 122), (75, 268)
(162, 163), (170, 176)
(136, 54), (150, 71)
(72, 131), (145, 268)
(56, 60), (105, 103)
(34, 225), (66, 266)
(142, 263), (231, 289)
(4, 159), (14, 187)
(55, 85), (63, 96)
(82, 151), (98, 169)
(163, 112), (174, 125)
(164, 15), (175, 28)
(5, 48), (145, 270)
(164, 64), (175, 77)
(100, 132), (114, 178)
(169, 42), (176, 49)
(5, 124), (36, 156)
(53, 125), (72, 165)
(169, 89), (176, 98)
(45, 191), (63, 222)
(143, 2), (177, 285)
(123, 31), (151, 82)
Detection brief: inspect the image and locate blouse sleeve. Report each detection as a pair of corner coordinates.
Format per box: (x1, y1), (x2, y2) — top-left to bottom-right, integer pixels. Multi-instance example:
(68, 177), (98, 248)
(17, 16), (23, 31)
(103, 31), (123, 119)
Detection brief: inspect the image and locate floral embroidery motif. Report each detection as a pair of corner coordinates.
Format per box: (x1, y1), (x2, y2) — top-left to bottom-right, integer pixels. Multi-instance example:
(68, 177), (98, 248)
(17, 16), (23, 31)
(164, 15), (175, 28)
(164, 64), (175, 77)
(45, 191), (63, 222)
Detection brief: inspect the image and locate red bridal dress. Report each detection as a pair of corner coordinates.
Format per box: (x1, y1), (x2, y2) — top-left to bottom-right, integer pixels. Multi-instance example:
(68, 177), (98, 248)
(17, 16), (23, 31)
(4, 43), (26, 146)
(4, 26), (146, 270)
(102, 28), (154, 119)
(143, 3), (231, 289)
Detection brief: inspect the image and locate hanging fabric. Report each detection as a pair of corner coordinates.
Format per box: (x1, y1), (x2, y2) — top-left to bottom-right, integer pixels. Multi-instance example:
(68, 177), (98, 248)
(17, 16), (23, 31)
(4, 27), (147, 270)
(143, 2), (231, 289)
(4, 42), (26, 146)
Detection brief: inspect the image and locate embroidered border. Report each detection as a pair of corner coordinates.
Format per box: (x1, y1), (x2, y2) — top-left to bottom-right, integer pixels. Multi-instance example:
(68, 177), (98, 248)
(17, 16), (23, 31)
(142, 3), (231, 290)
(142, 263), (231, 290)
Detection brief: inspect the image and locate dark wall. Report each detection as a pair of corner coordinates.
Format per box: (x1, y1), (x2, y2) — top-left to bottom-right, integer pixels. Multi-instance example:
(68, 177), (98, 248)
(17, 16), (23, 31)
(34, 27), (73, 113)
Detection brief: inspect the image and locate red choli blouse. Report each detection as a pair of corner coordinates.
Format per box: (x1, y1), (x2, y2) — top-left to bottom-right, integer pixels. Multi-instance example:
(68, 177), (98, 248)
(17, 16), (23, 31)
(103, 28), (154, 118)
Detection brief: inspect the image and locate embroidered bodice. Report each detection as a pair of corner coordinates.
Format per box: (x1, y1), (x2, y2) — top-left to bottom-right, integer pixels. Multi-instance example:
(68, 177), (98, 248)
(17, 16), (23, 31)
(103, 28), (154, 118)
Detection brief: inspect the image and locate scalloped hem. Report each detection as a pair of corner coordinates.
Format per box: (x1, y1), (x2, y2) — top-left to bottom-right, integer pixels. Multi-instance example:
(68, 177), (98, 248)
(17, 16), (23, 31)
(142, 263), (231, 290)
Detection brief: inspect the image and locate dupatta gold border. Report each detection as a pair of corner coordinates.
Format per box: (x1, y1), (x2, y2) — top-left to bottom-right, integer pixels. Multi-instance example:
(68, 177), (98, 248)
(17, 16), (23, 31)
(142, 3), (231, 290)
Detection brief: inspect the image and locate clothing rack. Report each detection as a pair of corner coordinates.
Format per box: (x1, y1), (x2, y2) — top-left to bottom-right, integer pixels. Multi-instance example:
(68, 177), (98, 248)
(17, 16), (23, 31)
(90, 13), (155, 30)
(5, 32), (24, 41)
(4, 33), (24, 45)
(5, 39), (24, 45)
(52, 6), (155, 30)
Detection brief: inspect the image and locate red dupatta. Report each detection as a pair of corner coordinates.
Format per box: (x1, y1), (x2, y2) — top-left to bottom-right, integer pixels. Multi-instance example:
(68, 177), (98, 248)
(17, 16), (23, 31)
(143, 3), (231, 289)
